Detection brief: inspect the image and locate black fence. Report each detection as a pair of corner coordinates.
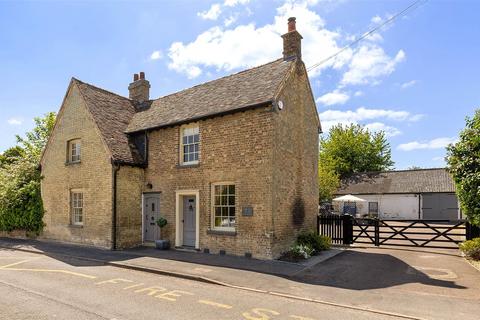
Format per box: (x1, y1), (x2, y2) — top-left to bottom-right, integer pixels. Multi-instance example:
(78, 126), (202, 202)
(318, 214), (480, 249)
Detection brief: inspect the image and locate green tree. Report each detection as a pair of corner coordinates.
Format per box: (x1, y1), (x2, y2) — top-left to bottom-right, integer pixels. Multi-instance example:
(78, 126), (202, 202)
(318, 124), (394, 201)
(0, 112), (56, 233)
(446, 110), (480, 226)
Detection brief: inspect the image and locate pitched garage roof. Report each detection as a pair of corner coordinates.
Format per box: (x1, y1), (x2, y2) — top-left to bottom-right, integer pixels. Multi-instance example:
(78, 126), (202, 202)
(336, 168), (456, 195)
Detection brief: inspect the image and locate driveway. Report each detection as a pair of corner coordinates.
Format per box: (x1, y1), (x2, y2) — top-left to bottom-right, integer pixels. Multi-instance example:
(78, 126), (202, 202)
(289, 246), (480, 319)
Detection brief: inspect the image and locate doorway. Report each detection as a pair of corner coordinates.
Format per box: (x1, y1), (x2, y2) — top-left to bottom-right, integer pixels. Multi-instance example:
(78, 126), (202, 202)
(143, 193), (160, 242)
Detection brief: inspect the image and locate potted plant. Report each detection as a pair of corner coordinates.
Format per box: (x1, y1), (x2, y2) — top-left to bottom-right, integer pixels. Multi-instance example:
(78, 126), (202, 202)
(155, 217), (170, 250)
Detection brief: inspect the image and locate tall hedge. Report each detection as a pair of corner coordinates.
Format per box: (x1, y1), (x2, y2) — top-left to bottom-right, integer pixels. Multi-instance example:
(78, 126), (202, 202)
(447, 109), (480, 226)
(0, 112), (55, 233)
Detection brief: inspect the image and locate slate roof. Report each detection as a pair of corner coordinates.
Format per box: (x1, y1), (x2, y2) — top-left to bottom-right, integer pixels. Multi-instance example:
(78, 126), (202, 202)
(73, 79), (144, 165)
(70, 58), (297, 165)
(336, 168), (456, 195)
(126, 58), (295, 133)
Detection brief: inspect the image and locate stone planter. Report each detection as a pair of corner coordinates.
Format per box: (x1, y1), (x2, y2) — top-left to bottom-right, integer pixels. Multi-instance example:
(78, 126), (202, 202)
(155, 239), (170, 250)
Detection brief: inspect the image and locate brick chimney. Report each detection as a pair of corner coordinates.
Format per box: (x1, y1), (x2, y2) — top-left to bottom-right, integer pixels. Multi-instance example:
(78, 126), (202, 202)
(128, 72), (150, 102)
(281, 17), (303, 61)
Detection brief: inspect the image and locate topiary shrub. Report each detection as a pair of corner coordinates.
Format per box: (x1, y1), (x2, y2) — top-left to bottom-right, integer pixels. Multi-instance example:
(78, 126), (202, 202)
(460, 238), (480, 260)
(296, 231), (331, 253)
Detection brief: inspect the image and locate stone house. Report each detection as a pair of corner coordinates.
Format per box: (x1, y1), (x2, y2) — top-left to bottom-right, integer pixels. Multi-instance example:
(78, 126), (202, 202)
(40, 18), (321, 259)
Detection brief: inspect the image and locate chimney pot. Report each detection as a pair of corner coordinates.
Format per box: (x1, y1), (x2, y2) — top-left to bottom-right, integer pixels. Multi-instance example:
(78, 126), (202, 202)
(129, 73), (150, 102)
(288, 17), (296, 32)
(282, 17), (302, 61)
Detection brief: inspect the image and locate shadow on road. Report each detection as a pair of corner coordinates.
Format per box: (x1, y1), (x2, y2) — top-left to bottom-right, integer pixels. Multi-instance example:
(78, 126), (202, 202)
(0, 237), (467, 291)
(292, 250), (466, 290)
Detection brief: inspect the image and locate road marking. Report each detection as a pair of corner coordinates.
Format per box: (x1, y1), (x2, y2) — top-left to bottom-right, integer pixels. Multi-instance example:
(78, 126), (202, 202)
(242, 308), (280, 320)
(290, 316), (314, 320)
(198, 299), (233, 309)
(3, 268), (97, 279)
(95, 278), (133, 285)
(123, 283), (144, 290)
(413, 266), (457, 280)
(135, 286), (167, 296)
(0, 259), (30, 269)
(155, 290), (193, 302)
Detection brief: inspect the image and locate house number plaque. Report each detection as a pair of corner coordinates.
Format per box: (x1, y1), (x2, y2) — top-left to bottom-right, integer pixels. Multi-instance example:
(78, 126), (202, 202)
(242, 206), (253, 216)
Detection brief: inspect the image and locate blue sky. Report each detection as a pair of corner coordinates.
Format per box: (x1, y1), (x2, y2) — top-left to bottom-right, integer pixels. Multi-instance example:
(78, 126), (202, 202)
(0, 0), (478, 169)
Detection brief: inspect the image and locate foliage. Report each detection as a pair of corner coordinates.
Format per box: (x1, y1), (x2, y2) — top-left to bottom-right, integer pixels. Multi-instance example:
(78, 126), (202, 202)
(319, 124), (394, 178)
(318, 158), (340, 202)
(289, 244), (314, 260)
(156, 217), (168, 228)
(296, 231), (331, 253)
(446, 110), (480, 226)
(459, 238), (480, 260)
(0, 112), (56, 233)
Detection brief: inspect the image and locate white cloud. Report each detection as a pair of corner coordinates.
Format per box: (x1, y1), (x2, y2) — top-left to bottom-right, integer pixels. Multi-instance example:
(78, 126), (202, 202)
(198, 4), (222, 20)
(341, 45), (406, 86)
(7, 117), (23, 125)
(364, 122), (401, 137)
(319, 107), (421, 134)
(316, 90), (350, 106)
(354, 90), (363, 97)
(150, 50), (163, 60)
(319, 107), (422, 123)
(224, 0), (250, 7)
(401, 79), (417, 89)
(169, 1), (348, 78)
(432, 156), (445, 162)
(397, 137), (457, 151)
(224, 15), (237, 27)
(371, 15), (382, 24)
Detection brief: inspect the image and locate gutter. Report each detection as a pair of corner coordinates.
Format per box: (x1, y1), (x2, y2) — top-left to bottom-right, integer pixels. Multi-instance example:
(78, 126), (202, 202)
(112, 162), (120, 250)
(125, 100), (273, 135)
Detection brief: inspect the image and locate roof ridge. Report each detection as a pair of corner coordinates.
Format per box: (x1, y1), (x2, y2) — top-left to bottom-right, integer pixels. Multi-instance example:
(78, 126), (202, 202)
(347, 167), (447, 176)
(72, 77), (133, 102)
(151, 58), (286, 101)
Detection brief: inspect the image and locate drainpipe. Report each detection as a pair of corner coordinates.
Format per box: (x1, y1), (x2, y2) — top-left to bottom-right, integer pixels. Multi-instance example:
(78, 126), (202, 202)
(112, 162), (120, 250)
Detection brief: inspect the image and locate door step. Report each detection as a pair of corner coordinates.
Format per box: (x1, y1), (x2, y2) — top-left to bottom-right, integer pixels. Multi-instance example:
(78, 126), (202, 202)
(175, 246), (200, 252)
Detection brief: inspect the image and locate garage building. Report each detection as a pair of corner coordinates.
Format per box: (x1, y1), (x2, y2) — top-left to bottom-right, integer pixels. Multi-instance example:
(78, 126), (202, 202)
(335, 168), (461, 220)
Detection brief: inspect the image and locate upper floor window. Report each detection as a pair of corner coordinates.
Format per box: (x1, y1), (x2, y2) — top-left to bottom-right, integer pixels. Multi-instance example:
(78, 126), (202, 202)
(70, 190), (83, 226)
(180, 126), (199, 165)
(68, 139), (81, 163)
(212, 183), (236, 230)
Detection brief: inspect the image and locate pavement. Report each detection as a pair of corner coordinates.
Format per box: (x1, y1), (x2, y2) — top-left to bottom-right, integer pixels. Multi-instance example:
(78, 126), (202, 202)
(1, 237), (480, 320)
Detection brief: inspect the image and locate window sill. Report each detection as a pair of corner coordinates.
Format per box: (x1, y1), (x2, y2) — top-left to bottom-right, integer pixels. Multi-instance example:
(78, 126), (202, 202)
(65, 161), (81, 166)
(68, 224), (84, 229)
(176, 163), (200, 169)
(207, 229), (236, 236)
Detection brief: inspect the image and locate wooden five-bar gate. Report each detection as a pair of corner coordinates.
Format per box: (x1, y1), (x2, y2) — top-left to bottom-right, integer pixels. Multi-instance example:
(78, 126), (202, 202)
(317, 214), (480, 249)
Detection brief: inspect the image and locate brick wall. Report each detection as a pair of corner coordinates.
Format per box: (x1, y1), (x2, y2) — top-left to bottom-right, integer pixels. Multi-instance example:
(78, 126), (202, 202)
(143, 107), (275, 259)
(41, 83), (114, 248)
(115, 165), (144, 248)
(270, 61), (319, 257)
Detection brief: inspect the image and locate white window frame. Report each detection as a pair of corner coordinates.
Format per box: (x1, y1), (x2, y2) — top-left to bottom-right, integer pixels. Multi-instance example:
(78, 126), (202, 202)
(70, 190), (84, 226)
(179, 124), (199, 165)
(68, 139), (81, 163)
(211, 182), (236, 231)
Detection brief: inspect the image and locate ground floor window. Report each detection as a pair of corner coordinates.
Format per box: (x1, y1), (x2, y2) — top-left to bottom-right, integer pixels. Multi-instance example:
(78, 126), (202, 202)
(70, 191), (83, 226)
(212, 183), (235, 230)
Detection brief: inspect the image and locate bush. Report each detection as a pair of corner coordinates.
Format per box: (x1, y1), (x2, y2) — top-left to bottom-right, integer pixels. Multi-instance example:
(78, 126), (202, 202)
(296, 231), (331, 253)
(460, 238), (480, 260)
(279, 244), (314, 262)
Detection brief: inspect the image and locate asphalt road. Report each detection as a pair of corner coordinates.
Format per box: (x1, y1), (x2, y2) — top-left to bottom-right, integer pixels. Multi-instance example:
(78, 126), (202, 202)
(0, 249), (411, 320)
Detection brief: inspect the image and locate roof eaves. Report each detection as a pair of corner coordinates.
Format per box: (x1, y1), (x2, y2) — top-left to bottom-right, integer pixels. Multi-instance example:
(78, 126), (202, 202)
(125, 100), (273, 134)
